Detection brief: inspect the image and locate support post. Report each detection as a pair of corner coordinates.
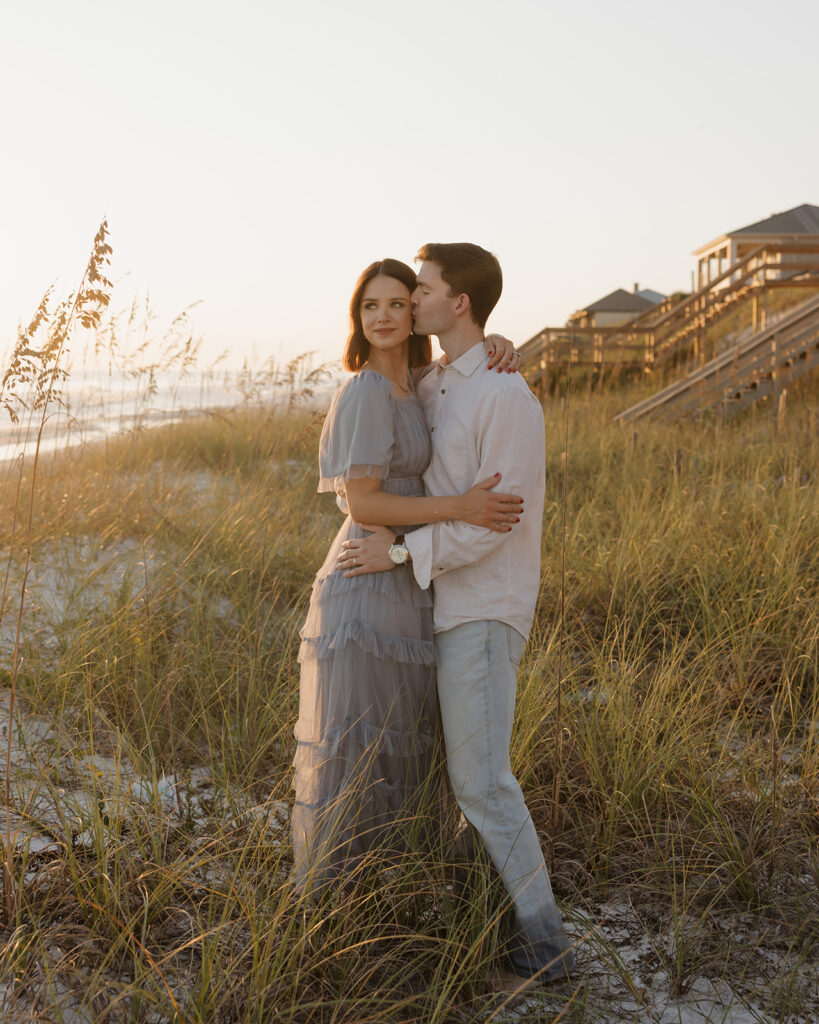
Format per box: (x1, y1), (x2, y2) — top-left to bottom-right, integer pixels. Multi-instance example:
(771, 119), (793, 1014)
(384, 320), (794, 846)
(777, 388), (787, 432)
(771, 333), (780, 427)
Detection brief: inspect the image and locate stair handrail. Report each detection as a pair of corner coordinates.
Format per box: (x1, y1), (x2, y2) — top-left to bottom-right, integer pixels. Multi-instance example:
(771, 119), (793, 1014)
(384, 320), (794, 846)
(613, 291), (819, 422)
(521, 241), (819, 373)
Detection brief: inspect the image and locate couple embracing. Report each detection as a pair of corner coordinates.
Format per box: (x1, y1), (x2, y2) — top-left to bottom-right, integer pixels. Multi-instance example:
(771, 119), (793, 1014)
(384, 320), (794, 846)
(291, 242), (574, 990)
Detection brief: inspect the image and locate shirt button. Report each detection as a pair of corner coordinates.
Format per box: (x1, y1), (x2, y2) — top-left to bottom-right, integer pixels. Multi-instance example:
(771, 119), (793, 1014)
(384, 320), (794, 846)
(430, 426), (435, 432)
(441, 388), (446, 394)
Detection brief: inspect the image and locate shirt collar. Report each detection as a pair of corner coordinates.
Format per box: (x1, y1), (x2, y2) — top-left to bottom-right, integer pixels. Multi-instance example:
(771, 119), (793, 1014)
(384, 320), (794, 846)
(438, 341), (486, 377)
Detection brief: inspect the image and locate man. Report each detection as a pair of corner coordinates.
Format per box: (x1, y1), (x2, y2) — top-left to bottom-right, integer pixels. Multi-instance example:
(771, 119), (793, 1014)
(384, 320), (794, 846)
(339, 242), (574, 990)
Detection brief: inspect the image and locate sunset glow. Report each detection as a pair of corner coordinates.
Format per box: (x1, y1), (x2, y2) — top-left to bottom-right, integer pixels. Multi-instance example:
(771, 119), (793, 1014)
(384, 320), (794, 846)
(3, 0), (818, 366)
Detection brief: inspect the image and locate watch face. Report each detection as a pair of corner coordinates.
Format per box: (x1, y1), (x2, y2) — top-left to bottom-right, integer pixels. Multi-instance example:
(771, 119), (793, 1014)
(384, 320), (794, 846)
(389, 544), (409, 565)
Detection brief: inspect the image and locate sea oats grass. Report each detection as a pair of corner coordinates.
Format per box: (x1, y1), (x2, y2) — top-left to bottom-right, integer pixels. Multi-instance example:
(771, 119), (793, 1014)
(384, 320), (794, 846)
(2, 261), (818, 1018)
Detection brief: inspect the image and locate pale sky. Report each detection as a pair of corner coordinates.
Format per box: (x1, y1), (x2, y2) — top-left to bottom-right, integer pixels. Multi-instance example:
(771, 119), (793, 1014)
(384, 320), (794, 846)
(2, 0), (817, 370)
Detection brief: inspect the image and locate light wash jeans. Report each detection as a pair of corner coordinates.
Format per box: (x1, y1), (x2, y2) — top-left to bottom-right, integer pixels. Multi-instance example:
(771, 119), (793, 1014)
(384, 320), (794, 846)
(435, 619), (574, 979)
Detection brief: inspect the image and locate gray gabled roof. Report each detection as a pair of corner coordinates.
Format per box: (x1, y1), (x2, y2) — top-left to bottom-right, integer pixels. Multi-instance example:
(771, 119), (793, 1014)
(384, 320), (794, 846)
(583, 288), (657, 314)
(731, 203), (819, 236)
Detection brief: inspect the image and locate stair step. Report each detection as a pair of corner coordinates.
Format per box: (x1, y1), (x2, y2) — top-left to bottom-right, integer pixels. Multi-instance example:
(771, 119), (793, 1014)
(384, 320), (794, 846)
(615, 294), (819, 423)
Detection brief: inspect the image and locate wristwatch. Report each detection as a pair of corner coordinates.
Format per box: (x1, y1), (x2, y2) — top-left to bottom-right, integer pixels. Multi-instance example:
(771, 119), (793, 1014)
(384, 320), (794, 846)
(388, 534), (410, 565)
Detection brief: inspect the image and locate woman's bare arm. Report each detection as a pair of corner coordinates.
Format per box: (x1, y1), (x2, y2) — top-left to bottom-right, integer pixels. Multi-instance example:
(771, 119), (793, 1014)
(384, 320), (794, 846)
(412, 334), (520, 381)
(344, 474), (522, 532)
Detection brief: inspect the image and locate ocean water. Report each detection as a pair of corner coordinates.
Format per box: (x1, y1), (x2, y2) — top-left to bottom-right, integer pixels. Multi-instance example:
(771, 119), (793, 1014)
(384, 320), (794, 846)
(0, 366), (339, 464)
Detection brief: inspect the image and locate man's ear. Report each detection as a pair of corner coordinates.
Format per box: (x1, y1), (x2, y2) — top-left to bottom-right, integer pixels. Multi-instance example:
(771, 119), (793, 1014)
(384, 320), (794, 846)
(453, 292), (471, 318)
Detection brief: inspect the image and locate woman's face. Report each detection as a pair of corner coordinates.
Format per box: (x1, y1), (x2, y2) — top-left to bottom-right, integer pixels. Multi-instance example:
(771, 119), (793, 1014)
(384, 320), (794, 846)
(360, 275), (413, 353)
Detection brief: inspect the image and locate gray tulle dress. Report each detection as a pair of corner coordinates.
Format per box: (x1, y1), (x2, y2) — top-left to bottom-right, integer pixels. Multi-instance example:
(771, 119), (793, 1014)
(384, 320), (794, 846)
(291, 370), (438, 890)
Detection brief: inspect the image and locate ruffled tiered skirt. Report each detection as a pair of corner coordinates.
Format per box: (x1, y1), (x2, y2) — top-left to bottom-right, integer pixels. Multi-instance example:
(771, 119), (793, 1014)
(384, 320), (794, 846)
(291, 480), (438, 891)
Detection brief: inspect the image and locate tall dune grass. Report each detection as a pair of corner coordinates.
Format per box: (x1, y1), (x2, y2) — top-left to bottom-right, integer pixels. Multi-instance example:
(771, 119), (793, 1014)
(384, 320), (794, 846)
(1, 267), (817, 1019)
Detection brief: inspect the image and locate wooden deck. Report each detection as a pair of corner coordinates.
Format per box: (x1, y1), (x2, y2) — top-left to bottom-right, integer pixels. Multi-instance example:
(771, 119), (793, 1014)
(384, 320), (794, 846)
(520, 241), (819, 419)
(520, 243), (819, 377)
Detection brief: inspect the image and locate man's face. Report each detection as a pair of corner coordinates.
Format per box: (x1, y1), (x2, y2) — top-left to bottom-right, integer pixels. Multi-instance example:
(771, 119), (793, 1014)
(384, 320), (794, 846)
(411, 261), (458, 337)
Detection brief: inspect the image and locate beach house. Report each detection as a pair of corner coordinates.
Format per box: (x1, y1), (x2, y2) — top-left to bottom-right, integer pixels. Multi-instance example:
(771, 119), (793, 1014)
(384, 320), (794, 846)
(567, 285), (665, 329)
(693, 203), (819, 289)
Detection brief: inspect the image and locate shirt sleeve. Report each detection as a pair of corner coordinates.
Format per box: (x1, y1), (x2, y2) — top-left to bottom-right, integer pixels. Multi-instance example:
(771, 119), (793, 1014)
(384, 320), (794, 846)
(405, 385), (544, 589)
(317, 372), (395, 498)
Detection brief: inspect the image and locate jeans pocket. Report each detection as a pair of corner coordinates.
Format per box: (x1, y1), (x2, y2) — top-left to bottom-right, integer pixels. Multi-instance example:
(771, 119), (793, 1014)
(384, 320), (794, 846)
(506, 627), (526, 667)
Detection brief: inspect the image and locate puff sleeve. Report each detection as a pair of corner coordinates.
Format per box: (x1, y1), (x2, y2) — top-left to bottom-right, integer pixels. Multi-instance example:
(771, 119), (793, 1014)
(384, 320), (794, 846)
(317, 372), (395, 507)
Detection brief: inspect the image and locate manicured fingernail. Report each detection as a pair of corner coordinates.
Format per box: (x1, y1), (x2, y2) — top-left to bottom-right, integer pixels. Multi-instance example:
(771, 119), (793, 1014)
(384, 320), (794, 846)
(515, 517), (520, 522)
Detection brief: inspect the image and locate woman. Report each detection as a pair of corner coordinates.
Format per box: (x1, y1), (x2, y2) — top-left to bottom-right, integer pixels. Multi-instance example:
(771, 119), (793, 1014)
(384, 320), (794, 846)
(291, 258), (521, 891)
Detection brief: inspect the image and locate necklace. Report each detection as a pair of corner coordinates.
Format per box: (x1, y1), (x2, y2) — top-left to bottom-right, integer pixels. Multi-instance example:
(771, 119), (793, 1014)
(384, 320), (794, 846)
(361, 360), (411, 395)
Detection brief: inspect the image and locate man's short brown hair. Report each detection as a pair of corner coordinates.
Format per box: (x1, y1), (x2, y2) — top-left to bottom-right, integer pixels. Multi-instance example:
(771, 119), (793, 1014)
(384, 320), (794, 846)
(415, 242), (503, 328)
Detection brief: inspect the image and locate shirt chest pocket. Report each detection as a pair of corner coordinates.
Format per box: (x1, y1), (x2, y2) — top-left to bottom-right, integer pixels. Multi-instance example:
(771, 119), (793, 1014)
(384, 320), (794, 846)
(434, 403), (475, 484)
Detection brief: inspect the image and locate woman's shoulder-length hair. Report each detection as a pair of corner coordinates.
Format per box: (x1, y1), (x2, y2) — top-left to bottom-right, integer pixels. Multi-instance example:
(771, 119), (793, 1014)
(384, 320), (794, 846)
(343, 258), (432, 371)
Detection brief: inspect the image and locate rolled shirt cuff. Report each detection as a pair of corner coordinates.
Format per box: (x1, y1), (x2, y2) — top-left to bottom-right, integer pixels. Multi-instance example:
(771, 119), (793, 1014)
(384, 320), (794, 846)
(405, 525), (433, 590)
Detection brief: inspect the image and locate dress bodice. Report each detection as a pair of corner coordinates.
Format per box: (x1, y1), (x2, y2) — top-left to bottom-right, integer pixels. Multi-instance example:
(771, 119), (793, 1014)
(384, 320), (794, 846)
(317, 370), (431, 511)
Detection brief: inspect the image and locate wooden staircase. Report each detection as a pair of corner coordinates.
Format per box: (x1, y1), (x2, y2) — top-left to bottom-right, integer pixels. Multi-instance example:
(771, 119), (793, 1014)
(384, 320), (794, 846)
(613, 292), (819, 423)
(520, 243), (819, 404)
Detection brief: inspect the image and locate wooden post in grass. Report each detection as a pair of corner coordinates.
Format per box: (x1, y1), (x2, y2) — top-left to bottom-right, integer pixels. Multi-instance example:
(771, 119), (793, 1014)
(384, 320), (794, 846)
(777, 388), (787, 432)
(771, 333), (780, 429)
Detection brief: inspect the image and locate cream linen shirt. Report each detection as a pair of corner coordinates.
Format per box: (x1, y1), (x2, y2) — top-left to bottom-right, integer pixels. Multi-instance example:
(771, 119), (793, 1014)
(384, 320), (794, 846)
(405, 341), (546, 638)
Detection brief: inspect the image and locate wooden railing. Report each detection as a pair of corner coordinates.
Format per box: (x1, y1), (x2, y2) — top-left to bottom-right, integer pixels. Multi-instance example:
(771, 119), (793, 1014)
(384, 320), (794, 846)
(613, 291), (819, 423)
(519, 243), (819, 384)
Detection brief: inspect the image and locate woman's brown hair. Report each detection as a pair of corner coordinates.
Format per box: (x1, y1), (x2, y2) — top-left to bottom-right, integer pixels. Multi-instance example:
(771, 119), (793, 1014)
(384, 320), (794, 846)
(343, 259), (432, 371)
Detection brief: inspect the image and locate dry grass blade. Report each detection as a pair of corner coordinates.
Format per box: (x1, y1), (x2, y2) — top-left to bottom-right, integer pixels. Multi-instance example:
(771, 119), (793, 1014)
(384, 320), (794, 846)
(0, 275), (817, 1020)
(2, 220), (113, 924)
